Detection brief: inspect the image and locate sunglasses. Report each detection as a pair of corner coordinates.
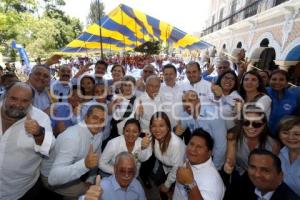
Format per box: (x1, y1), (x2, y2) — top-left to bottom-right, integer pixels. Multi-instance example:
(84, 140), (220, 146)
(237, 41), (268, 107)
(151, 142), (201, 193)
(243, 120), (264, 128)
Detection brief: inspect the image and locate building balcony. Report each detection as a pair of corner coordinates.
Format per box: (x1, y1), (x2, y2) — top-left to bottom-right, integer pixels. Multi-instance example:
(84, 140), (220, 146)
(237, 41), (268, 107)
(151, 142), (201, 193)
(201, 0), (289, 36)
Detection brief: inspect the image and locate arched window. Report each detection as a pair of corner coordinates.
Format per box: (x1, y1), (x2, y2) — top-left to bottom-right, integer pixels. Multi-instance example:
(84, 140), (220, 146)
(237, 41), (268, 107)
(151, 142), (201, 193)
(237, 42), (242, 48)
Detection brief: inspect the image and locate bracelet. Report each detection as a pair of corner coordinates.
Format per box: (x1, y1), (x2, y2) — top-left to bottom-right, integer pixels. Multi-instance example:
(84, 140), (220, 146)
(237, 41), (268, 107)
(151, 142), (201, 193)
(34, 127), (45, 137)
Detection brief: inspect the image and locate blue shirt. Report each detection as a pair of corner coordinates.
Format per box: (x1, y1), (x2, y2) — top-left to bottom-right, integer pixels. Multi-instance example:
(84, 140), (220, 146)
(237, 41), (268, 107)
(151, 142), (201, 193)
(50, 80), (71, 102)
(279, 146), (300, 197)
(79, 175), (146, 200)
(181, 106), (227, 169)
(266, 87), (298, 136)
(50, 104), (77, 130)
(202, 71), (218, 83)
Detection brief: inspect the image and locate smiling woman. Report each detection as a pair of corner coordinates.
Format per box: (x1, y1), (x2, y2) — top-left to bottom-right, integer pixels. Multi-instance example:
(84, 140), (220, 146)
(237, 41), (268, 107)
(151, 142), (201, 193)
(222, 106), (281, 200)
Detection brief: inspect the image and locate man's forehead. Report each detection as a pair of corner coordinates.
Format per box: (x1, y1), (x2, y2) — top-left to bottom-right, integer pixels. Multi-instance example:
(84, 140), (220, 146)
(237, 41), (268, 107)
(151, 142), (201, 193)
(32, 66), (50, 74)
(8, 86), (32, 98)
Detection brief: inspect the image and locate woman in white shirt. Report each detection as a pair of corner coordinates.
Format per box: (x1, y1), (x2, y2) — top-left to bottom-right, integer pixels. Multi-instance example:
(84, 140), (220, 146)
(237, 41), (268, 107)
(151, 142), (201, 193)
(150, 111), (186, 200)
(238, 70), (272, 120)
(99, 118), (152, 176)
(215, 70), (243, 129)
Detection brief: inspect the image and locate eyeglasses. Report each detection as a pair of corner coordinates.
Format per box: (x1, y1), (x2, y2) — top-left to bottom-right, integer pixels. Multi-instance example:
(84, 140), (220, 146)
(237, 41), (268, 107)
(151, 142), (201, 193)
(243, 120), (264, 128)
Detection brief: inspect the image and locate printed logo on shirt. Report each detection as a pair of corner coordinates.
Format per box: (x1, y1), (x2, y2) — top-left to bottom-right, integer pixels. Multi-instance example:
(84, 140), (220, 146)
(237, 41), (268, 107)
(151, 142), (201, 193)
(283, 104), (292, 111)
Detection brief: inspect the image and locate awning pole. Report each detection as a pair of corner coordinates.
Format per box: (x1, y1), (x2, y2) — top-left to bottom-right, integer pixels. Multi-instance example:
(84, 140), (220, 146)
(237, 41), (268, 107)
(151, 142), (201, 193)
(97, 0), (104, 60)
(121, 7), (126, 52)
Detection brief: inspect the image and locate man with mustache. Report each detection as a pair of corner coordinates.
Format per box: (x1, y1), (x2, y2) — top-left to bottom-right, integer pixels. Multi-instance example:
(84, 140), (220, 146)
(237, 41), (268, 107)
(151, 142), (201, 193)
(0, 82), (54, 200)
(81, 152), (146, 200)
(51, 64), (72, 102)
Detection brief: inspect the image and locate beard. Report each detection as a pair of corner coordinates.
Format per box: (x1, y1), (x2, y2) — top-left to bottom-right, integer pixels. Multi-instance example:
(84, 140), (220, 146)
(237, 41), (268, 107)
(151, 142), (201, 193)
(3, 104), (31, 119)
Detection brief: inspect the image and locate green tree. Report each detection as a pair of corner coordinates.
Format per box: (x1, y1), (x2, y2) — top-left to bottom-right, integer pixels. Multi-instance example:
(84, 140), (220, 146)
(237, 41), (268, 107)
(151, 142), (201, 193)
(134, 40), (161, 55)
(87, 0), (105, 24)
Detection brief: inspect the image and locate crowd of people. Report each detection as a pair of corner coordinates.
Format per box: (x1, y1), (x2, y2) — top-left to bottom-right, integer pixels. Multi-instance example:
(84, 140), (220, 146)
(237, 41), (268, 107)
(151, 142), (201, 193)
(0, 48), (300, 200)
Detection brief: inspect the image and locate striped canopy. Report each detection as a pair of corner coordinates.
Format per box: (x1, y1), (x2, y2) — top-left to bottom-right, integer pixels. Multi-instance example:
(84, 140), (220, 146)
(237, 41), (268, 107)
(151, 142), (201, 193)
(61, 4), (211, 53)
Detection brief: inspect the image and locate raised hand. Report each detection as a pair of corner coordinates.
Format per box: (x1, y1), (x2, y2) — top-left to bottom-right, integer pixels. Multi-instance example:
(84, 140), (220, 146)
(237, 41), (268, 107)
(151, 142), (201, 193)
(141, 133), (152, 149)
(176, 160), (194, 185)
(85, 175), (103, 200)
(85, 144), (99, 169)
(211, 82), (223, 99)
(24, 114), (41, 136)
(175, 120), (185, 136)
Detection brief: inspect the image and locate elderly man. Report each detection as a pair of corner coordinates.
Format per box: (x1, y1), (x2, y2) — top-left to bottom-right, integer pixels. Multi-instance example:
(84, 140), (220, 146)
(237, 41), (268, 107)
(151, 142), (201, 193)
(135, 75), (162, 133)
(0, 82), (53, 200)
(175, 90), (227, 170)
(136, 64), (156, 95)
(28, 65), (51, 112)
(82, 152), (146, 200)
(173, 128), (225, 200)
(244, 149), (300, 200)
(46, 105), (106, 199)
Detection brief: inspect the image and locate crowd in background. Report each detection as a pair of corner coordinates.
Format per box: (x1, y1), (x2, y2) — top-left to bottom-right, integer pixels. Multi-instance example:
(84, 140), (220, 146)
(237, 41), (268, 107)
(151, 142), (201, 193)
(0, 48), (300, 200)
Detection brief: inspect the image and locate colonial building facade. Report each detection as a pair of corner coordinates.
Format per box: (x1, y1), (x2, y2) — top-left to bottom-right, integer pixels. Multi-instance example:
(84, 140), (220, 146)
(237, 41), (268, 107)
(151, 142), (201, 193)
(200, 0), (300, 64)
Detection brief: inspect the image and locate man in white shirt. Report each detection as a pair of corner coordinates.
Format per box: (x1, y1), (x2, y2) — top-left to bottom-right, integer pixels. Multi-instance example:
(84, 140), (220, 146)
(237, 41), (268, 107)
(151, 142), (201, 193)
(0, 82), (54, 200)
(173, 128), (225, 200)
(175, 90), (227, 169)
(47, 105), (106, 199)
(81, 152), (146, 200)
(160, 64), (183, 129)
(181, 61), (213, 104)
(135, 75), (162, 133)
(136, 64), (156, 96)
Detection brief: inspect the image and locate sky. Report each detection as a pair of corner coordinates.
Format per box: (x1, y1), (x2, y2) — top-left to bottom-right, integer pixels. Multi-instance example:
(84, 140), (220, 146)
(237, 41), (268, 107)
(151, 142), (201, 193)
(62, 0), (210, 34)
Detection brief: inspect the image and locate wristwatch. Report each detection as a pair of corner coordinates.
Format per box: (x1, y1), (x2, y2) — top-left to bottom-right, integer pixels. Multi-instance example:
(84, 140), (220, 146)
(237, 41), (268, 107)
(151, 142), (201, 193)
(184, 181), (197, 193)
(34, 127), (45, 137)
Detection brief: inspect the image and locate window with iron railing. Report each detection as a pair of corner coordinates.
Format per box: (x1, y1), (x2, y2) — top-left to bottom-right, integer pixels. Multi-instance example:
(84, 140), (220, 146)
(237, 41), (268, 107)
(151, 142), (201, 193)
(201, 0), (289, 36)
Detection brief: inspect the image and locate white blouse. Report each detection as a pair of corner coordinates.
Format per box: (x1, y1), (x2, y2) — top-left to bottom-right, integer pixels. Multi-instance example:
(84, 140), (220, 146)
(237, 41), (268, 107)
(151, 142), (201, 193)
(99, 135), (152, 175)
(154, 132), (186, 188)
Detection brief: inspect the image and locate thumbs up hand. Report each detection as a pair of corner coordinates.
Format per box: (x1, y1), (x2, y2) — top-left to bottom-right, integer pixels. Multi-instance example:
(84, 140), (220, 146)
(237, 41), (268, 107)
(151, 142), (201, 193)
(141, 133), (152, 150)
(85, 175), (103, 200)
(176, 160), (194, 185)
(175, 120), (185, 136)
(85, 144), (99, 169)
(24, 114), (41, 136)
(211, 82), (223, 99)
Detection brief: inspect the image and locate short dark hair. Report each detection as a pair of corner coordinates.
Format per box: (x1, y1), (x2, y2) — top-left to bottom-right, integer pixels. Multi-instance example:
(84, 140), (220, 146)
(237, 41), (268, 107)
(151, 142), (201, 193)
(111, 64), (125, 76)
(216, 70), (238, 93)
(270, 69), (288, 81)
(187, 61), (201, 71)
(95, 60), (108, 69)
(248, 149), (282, 173)
(190, 128), (214, 151)
(124, 118), (141, 133)
(86, 104), (105, 117)
(163, 64), (177, 74)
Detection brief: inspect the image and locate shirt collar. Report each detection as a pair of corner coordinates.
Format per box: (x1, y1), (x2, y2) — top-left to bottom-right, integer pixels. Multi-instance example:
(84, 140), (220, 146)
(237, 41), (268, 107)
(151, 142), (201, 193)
(254, 188), (274, 200)
(111, 175), (136, 192)
(191, 157), (213, 170)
